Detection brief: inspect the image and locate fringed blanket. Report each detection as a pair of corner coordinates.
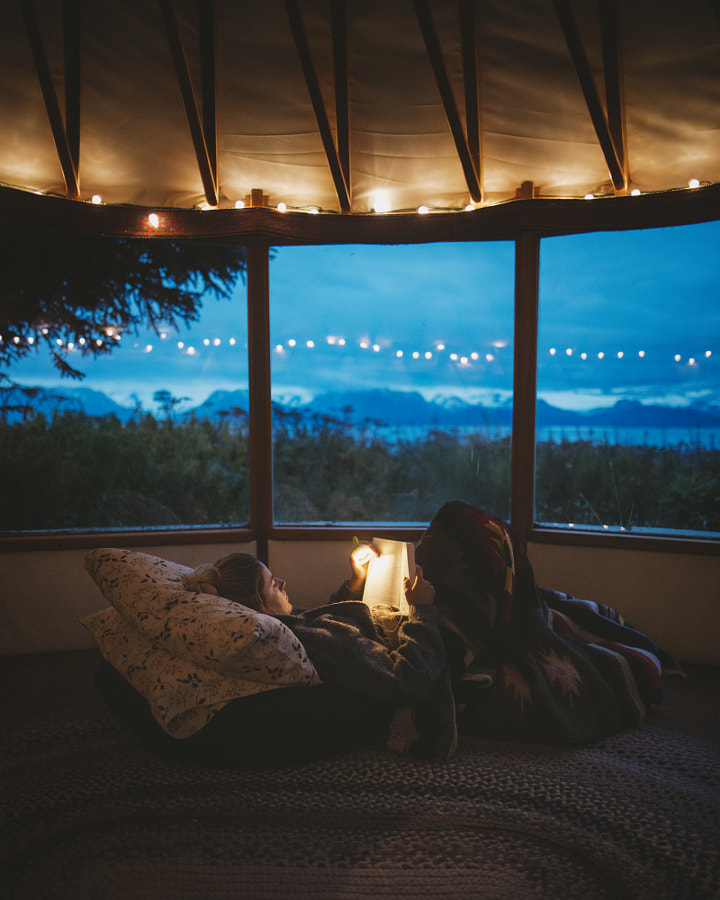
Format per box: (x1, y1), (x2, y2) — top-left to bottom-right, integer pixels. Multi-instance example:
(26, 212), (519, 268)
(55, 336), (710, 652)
(399, 502), (665, 751)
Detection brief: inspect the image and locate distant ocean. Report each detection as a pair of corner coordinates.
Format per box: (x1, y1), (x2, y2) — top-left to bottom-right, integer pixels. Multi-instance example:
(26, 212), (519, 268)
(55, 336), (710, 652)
(363, 424), (720, 449)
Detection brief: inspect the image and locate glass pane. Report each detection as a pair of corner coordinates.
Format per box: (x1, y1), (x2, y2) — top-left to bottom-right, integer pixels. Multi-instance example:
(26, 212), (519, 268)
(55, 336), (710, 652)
(536, 222), (720, 536)
(270, 242), (515, 524)
(0, 233), (249, 532)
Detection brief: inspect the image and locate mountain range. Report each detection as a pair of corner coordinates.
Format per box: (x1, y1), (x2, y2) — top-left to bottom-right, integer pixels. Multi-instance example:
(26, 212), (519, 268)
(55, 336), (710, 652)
(5, 384), (719, 434)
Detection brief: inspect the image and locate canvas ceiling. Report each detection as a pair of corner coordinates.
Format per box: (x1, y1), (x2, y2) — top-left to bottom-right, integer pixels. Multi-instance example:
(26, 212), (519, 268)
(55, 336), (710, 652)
(1, 0), (719, 216)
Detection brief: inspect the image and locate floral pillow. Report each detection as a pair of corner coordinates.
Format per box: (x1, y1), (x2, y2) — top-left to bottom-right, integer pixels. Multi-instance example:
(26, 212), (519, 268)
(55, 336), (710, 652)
(84, 548), (318, 685)
(81, 607), (291, 737)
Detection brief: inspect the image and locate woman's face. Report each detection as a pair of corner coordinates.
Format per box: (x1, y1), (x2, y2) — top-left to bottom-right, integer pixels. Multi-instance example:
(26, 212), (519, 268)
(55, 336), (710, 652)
(259, 564), (293, 615)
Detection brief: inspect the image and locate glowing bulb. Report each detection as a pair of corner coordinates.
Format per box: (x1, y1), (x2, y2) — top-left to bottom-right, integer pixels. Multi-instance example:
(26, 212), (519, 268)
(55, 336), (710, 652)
(584, 193), (594, 200)
(396, 350), (403, 358)
(417, 205), (429, 215)
(145, 344), (153, 353)
(27, 336), (34, 345)
(485, 353), (494, 362)
(374, 344), (381, 353)
(617, 351), (624, 358)
(277, 202), (287, 213)
(213, 338), (221, 346)
(360, 340), (369, 349)
(306, 340), (314, 348)
(229, 338), (236, 346)
(338, 338), (346, 346)
(370, 193), (391, 213)
(425, 351), (432, 359)
(674, 354), (681, 362)
(549, 348), (557, 356)
(460, 356), (469, 365)
(471, 352), (479, 360)
(235, 200), (245, 209)
(436, 343), (445, 351)
(638, 350), (645, 358)
(148, 213), (160, 228)
(464, 204), (474, 212)
(91, 194), (102, 204)
(580, 352), (587, 360)
(689, 357), (696, 366)
(688, 178), (700, 189)
(288, 339), (296, 347)
(631, 189), (641, 196)
(275, 344), (284, 353)
(705, 350), (712, 358)
(566, 348), (573, 356)
(450, 353), (458, 361)
(598, 352), (604, 359)
(412, 351), (420, 359)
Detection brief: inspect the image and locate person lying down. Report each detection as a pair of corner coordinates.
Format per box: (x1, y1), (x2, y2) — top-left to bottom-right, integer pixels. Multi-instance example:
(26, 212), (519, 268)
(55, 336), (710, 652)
(96, 501), (668, 765)
(188, 502), (666, 744)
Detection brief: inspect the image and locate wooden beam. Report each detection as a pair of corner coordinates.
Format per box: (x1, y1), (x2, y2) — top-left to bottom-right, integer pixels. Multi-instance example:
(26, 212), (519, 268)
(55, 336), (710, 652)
(246, 237), (273, 563)
(62, 0), (81, 177)
(552, 0), (626, 193)
(331, 0), (350, 192)
(458, 0), (481, 179)
(199, 0), (217, 181)
(19, 0), (80, 199)
(598, 0), (627, 183)
(285, 0), (351, 212)
(158, 0), (218, 206)
(413, 0), (482, 203)
(510, 231), (540, 543)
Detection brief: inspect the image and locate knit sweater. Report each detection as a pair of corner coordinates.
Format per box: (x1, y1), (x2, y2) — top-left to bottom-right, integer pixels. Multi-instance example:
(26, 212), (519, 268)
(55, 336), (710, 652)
(278, 581), (447, 707)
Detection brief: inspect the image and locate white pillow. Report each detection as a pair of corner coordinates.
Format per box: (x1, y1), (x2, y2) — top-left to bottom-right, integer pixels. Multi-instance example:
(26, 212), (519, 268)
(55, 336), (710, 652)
(81, 607), (286, 738)
(84, 548), (318, 685)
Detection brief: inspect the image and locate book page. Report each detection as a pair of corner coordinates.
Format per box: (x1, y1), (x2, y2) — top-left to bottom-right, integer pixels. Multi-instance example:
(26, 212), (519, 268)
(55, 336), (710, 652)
(364, 538), (415, 614)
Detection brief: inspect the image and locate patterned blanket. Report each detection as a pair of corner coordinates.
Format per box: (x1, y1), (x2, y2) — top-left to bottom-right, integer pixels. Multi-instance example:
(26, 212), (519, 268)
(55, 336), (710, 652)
(393, 502), (665, 754)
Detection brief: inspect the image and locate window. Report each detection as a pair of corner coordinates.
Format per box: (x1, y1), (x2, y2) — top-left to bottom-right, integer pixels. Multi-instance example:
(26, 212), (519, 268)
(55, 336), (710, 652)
(536, 222), (720, 536)
(0, 235), (249, 532)
(269, 242), (515, 523)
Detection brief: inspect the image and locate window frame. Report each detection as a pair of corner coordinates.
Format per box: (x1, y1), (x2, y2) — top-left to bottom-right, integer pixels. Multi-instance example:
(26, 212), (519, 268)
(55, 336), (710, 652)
(1, 184), (718, 557)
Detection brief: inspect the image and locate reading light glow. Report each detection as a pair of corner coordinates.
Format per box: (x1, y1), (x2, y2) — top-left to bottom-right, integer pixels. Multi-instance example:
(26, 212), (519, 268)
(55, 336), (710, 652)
(277, 202), (287, 213)
(235, 200), (245, 209)
(689, 178), (700, 189)
(584, 193), (594, 200)
(91, 194), (102, 204)
(631, 189), (641, 196)
(417, 205), (429, 215)
(148, 213), (160, 228)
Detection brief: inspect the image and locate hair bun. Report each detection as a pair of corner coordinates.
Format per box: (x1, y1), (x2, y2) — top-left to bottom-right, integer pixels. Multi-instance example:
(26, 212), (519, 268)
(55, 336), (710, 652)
(184, 563), (221, 596)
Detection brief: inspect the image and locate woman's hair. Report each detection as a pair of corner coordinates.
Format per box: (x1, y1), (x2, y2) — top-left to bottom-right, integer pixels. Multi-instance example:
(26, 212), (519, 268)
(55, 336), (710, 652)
(184, 552), (267, 611)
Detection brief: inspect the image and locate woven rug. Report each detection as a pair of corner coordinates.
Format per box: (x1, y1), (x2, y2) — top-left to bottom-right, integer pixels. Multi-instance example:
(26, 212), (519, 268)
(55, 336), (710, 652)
(1, 708), (718, 900)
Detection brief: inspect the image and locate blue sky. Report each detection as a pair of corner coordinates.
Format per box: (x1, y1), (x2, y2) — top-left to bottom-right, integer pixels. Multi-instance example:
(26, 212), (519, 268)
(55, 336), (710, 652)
(8, 220), (719, 415)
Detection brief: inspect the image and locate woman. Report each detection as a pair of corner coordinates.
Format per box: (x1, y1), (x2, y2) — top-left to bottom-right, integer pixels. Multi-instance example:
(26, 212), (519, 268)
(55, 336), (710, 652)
(187, 501), (667, 747)
(184, 546), (446, 710)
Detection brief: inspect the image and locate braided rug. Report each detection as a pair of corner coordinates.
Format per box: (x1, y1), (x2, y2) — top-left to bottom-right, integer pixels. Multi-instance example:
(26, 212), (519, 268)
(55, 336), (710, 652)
(1, 708), (718, 900)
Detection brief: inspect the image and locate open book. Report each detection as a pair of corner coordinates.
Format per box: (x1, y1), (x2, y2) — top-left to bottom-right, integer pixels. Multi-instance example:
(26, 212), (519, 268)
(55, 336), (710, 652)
(362, 538), (416, 616)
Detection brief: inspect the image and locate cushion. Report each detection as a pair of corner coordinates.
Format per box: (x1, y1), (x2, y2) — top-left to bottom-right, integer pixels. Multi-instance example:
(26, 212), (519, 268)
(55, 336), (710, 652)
(84, 548), (318, 684)
(81, 607), (299, 738)
(94, 659), (394, 768)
